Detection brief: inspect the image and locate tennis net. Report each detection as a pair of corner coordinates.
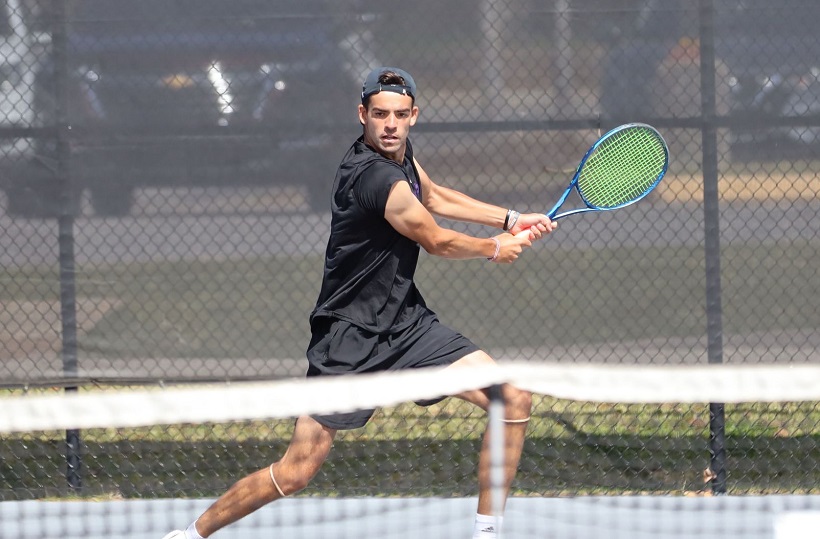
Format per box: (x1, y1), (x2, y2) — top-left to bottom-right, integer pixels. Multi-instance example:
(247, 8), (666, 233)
(2, 362), (820, 538)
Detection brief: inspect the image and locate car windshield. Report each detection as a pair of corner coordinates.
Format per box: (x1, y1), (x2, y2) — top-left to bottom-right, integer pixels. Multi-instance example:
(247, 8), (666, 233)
(70, 0), (326, 24)
(64, 0), (341, 62)
(66, 0), (335, 46)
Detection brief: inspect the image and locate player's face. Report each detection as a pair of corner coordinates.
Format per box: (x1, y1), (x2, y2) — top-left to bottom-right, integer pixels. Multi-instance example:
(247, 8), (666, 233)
(358, 92), (418, 162)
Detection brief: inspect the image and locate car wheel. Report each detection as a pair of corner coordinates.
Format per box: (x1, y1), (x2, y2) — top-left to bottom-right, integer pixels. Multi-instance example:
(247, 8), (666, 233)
(6, 182), (80, 218)
(90, 185), (134, 217)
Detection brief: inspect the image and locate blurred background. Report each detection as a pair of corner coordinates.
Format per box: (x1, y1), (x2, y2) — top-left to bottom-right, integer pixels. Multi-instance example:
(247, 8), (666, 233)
(1, 0), (819, 500)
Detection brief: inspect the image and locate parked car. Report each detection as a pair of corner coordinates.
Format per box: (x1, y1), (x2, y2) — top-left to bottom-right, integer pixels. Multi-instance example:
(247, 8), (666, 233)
(5, 0), (361, 217)
(598, 0), (820, 162)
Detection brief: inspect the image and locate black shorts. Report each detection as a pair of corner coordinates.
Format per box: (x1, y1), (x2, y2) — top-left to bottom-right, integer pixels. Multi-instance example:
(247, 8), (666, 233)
(305, 312), (479, 430)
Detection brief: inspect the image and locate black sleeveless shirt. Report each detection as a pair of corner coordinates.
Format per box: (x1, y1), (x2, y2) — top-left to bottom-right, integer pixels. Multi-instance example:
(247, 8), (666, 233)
(310, 136), (429, 334)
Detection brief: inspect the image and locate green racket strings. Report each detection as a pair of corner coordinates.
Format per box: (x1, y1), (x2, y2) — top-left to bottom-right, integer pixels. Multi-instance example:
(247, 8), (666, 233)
(577, 127), (667, 209)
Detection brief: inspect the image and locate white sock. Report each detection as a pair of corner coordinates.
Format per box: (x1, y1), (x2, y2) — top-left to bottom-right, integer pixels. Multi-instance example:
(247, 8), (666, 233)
(473, 513), (503, 538)
(185, 521), (205, 539)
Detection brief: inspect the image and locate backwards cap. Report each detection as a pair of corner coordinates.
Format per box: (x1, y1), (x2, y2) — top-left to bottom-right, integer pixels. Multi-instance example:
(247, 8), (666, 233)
(361, 67), (417, 103)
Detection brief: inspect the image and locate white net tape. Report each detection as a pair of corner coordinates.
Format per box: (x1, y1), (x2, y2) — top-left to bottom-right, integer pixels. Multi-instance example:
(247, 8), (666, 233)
(3, 362), (820, 433)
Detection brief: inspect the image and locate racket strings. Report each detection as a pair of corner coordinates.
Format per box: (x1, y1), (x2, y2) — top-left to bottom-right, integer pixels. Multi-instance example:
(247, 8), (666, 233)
(577, 128), (667, 209)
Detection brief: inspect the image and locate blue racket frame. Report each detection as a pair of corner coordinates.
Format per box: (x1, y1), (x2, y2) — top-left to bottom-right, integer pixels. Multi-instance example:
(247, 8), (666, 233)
(546, 123), (669, 220)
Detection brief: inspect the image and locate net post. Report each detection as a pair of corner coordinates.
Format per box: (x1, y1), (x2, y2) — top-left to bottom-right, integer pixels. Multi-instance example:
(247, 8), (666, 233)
(487, 383), (506, 534)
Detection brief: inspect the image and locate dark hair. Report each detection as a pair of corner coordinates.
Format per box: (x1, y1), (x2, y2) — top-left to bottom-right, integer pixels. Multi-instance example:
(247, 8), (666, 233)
(379, 71), (407, 87)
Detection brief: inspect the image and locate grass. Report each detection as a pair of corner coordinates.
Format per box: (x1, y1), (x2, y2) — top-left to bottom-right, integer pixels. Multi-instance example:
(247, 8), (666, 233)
(2, 239), (819, 499)
(3, 397), (820, 500)
(2, 240), (819, 361)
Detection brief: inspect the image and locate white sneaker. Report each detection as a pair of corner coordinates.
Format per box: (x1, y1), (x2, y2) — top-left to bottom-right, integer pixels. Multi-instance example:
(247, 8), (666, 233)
(161, 532), (185, 539)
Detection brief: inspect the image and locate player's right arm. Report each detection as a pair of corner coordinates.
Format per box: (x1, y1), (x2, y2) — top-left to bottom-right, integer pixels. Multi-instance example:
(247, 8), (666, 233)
(383, 180), (531, 263)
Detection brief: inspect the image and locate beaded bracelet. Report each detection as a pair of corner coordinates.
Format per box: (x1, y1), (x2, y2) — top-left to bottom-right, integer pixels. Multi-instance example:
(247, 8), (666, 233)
(488, 237), (501, 262)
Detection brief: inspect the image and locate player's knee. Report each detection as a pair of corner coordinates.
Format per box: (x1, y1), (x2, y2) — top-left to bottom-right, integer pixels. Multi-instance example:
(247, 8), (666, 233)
(505, 385), (532, 419)
(286, 473), (312, 494)
(273, 462), (318, 495)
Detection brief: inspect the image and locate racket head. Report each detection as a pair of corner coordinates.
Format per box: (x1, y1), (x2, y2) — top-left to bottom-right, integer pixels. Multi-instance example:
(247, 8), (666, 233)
(575, 123), (669, 212)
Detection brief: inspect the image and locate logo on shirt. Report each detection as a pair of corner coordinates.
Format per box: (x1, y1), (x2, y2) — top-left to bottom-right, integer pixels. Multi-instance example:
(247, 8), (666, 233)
(408, 178), (420, 199)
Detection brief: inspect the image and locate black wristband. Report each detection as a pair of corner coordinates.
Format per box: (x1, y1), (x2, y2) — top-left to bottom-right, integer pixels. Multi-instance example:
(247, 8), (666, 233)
(503, 209), (511, 231)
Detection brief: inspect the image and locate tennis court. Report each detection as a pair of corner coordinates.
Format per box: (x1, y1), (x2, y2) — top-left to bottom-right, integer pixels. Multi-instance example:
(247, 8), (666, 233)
(5, 497), (820, 539)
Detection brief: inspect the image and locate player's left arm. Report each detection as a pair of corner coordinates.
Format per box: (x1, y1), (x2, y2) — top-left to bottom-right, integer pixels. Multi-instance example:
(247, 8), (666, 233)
(414, 157), (555, 237)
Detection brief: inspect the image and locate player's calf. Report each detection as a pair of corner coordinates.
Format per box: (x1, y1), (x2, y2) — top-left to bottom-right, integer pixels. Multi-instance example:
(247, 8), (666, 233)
(502, 384), (532, 423)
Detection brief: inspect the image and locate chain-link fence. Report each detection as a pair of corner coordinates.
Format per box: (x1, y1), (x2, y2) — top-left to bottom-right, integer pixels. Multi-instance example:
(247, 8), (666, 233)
(2, 0), (819, 500)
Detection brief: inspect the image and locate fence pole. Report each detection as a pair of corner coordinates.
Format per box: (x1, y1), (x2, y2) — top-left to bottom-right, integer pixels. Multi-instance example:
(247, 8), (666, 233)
(553, 0), (575, 118)
(480, 0), (509, 120)
(698, 0), (726, 495)
(51, 0), (82, 492)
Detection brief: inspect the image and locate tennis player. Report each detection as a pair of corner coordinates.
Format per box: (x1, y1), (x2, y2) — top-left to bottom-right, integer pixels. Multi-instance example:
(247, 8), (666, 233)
(164, 67), (556, 539)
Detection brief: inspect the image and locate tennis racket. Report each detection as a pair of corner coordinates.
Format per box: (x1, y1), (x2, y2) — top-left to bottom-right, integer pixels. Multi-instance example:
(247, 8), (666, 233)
(546, 123), (668, 220)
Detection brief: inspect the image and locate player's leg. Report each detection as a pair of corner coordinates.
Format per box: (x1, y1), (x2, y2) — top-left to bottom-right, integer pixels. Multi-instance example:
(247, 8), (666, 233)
(471, 382), (531, 516)
(447, 351), (532, 531)
(186, 415), (337, 538)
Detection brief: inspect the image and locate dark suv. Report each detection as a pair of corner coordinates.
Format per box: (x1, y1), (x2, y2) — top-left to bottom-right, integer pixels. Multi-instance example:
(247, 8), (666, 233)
(7, 0), (361, 216)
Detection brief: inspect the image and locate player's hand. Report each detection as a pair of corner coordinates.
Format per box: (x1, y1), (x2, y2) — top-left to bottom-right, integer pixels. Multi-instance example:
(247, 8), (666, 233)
(492, 230), (533, 263)
(509, 213), (557, 240)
